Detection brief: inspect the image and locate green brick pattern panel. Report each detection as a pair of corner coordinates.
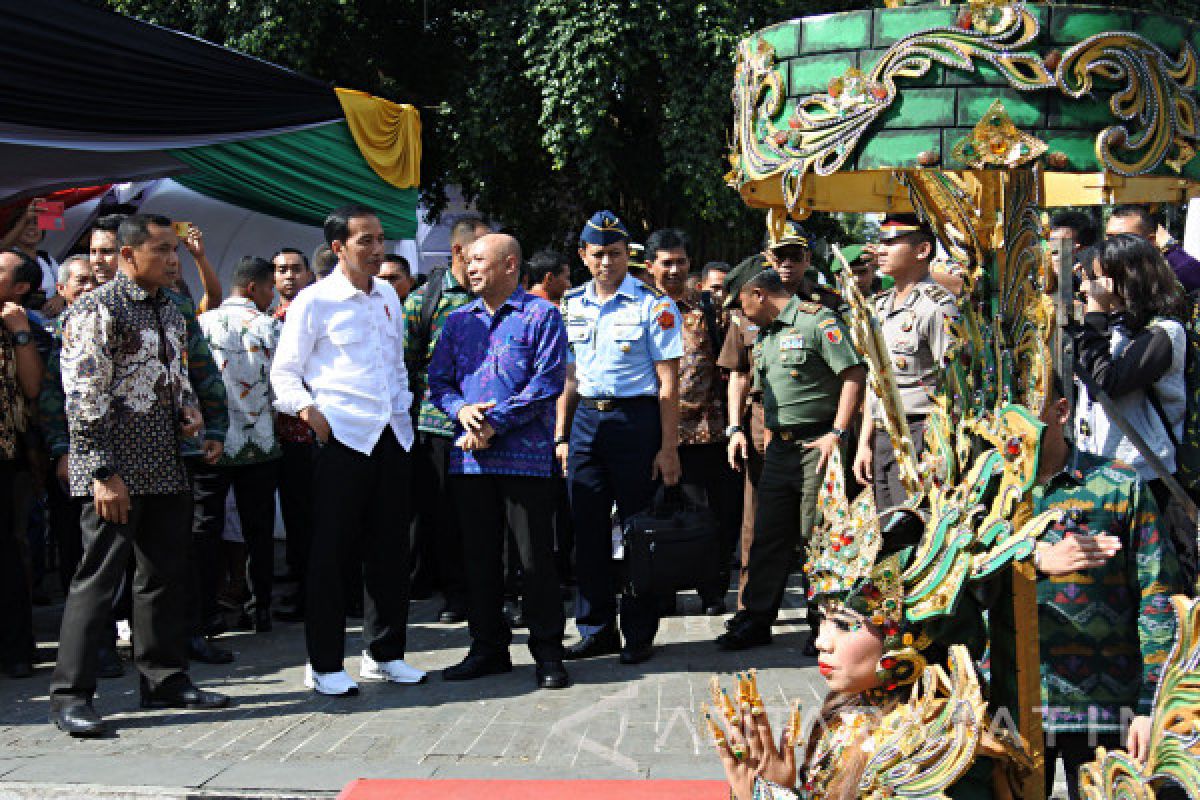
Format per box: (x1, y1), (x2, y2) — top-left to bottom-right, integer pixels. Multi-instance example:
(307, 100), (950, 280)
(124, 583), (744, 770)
(746, 5), (1200, 177)
(802, 11), (872, 54)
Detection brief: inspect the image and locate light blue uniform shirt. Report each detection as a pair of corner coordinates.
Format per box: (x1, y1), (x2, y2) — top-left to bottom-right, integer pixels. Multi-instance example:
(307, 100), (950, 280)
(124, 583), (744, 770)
(563, 274), (683, 398)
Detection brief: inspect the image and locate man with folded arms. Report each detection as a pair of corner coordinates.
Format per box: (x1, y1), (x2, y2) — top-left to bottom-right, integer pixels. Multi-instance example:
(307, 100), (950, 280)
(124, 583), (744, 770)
(428, 233), (570, 689)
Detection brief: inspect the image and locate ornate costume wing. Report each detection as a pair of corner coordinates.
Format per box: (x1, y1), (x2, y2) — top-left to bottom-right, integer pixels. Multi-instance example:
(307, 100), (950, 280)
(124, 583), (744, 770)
(1079, 594), (1200, 800)
(857, 645), (987, 800)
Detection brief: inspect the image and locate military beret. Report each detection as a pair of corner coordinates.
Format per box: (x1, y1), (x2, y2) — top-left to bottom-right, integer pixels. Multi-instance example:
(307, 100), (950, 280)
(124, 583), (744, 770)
(580, 210), (629, 246)
(721, 254), (767, 309)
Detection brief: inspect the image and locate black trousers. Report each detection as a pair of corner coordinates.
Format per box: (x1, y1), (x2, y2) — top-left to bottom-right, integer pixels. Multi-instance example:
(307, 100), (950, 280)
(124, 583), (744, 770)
(678, 442), (742, 602)
(409, 433), (467, 608)
(279, 441), (315, 595)
(307, 429), (412, 673)
(568, 400), (662, 646)
(51, 492), (193, 699)
(191, 459), (280, 620)
(0, 461), (34, 665)
(47, 473), (83, 595)
(452, 474), (565, 662)
(741, 437), (824, 631)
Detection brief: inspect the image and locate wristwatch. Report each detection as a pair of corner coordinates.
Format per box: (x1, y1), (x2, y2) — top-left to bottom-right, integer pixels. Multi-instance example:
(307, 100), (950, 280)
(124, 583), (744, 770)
(831, 426), (848, 441)
(554, 436), (570, 446)
(724, 424), (744, 437)
(10, 330), (32, 347)
(92, 465), (115, 482)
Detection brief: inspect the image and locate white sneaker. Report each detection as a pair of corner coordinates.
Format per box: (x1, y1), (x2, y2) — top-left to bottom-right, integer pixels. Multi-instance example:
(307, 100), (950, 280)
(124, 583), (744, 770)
(304, 664), (359, 696)
(360, 651), (426, 684)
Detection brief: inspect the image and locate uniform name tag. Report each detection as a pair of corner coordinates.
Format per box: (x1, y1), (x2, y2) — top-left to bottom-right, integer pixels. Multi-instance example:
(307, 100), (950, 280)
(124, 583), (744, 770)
(779, 334), (805, 350)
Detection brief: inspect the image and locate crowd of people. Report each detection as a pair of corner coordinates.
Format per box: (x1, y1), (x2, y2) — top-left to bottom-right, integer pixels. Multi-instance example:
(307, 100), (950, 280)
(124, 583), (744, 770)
(0, 197), (1193, 798)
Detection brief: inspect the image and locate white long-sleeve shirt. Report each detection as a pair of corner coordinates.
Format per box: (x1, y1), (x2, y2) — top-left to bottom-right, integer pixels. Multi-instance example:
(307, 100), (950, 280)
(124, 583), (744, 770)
(270, 267), (414, 455)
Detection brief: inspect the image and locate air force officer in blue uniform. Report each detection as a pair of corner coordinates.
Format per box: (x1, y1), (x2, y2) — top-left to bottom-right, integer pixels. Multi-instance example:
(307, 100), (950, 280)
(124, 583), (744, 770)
(554, 211), (683, 665)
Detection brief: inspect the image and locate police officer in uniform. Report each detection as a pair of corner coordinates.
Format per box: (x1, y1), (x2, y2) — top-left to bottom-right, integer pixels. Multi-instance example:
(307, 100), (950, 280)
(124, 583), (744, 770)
(554, 211), (683, 666)
(851, 214), (959, 510)
(716, 266), (865, 651)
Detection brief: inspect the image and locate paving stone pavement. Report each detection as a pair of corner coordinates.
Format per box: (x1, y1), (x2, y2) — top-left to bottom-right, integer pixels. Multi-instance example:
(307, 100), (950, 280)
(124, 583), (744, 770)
(0, 583), (827, 798)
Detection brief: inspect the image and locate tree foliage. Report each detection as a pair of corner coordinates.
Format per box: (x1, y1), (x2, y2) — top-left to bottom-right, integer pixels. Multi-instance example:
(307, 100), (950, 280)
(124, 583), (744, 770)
(93, 0), (1200, 261)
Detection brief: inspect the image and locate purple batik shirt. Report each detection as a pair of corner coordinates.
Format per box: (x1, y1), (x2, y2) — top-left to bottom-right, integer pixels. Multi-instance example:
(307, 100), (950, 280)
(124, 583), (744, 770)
(1166, 245), (1200, 291)
(427, 287), (567, 477)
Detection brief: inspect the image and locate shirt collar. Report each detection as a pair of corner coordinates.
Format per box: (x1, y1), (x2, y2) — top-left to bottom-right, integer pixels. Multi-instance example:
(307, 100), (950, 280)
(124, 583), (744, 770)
(773, 294), (802, 327)
(221, 296), (258, 311)
(113, 271), (158, 304)
(322, 267), (384, 301)
(585, 273), (641, 305)
(467, 286), (529, 315)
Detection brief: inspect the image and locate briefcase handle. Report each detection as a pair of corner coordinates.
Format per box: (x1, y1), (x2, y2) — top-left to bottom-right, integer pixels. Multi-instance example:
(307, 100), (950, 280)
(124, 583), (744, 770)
(651, 484), (687, 518)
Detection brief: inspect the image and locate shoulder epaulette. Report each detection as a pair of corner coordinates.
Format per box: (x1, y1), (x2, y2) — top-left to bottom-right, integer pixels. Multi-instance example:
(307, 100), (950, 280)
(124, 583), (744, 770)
(796, 300), (824, 314)
(921, 283), (956, 305)
(638, 282), (665, 298)
(564, 286), (585, 300)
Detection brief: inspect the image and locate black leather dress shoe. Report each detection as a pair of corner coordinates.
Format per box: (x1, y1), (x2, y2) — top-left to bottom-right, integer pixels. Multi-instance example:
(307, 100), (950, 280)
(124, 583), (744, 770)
(535, 660), (570, 689)
(564, 628), (621, 660)
(3, 661), (33, 678)
(442, 653), (513, 681)
(716, 619), (772, 651)
(619, 643), (653, 665)
(189, 635), (234, 665)
(140, 679), (230, 710)
(438, 607), (466, 624)
(51, 701), (108, 737)
(96, 646), (124, 679)
(724, 610), (750, 632)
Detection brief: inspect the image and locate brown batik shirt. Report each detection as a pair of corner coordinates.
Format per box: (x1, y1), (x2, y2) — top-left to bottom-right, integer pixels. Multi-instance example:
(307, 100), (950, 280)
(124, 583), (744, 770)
(676, 291), (727, 446)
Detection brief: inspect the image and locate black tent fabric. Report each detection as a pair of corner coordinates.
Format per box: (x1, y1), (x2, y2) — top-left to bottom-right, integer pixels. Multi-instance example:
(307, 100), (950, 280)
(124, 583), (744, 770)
(0, 0), (341, 145)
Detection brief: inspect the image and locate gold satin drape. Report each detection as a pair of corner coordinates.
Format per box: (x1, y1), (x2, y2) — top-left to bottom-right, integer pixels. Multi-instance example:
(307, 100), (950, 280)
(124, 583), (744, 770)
(334, 87), (421, 189)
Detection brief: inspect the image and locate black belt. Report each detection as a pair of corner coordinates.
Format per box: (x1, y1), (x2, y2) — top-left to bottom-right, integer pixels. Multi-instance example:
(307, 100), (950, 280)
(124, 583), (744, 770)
(770, 420), (834, 442)
(580, 396), (656, 412)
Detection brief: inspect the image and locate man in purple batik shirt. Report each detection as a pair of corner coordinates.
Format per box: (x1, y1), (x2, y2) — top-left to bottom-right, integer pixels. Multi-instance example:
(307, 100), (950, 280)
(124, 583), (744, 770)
(1107, 204), (1200, 291)
(427, 233), (570, 690)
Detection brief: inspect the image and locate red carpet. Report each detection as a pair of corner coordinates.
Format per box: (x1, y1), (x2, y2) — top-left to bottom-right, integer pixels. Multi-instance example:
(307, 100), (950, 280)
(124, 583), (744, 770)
(339, 779), (728, 800)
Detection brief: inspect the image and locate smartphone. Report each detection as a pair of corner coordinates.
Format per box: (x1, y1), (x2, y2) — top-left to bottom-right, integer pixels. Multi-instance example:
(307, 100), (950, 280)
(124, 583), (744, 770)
(173, 221), (192, 238)
(36, 201), (65, 231)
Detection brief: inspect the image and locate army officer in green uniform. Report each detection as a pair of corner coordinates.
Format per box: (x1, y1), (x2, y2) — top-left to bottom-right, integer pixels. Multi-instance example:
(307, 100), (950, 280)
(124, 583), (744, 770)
(716, 266), (865, 652)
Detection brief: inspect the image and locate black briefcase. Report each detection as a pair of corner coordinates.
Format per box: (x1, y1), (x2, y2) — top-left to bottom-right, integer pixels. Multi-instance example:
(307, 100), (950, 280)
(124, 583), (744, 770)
(623, 486), (719, 597)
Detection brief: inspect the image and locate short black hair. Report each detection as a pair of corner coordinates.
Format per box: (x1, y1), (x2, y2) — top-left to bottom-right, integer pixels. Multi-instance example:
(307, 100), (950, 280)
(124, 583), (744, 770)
(525, 249), (569, 286)
(92, 214), (126, 235)
(1049, 210), (1097, 248)
(382, 254), (411, 274)
(0, 248), (43, 305)
(323, 204), (379, 246)
(233, 256), (274, 289)
(645, 228), (690, 263)
(312, 243), (337, 277)
(450, 215), (489, 246)
(743, 267), (786, 295)
(117, 213), (173, 249)
(702, 261), (731, 281)
(272, 247), (309, 269)
(1109, 205), (1158, 236)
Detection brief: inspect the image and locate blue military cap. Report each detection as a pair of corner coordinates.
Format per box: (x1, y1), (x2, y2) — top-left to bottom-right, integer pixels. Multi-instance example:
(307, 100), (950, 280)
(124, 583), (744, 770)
(580, 210), (629, 246)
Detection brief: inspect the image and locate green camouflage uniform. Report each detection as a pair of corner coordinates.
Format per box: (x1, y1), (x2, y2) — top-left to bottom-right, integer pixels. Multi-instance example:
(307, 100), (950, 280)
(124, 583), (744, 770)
(402, 268), (472, 437)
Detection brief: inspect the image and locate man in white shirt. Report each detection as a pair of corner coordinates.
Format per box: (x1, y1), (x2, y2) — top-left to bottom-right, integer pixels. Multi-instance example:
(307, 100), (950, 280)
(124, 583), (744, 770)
(195, 256), (282, 635)
(271, 205), (425, 696)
